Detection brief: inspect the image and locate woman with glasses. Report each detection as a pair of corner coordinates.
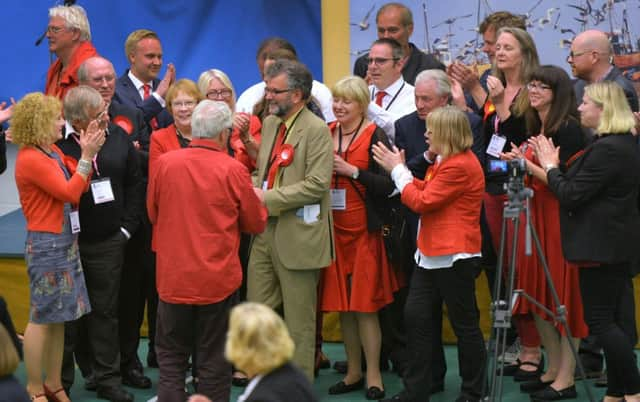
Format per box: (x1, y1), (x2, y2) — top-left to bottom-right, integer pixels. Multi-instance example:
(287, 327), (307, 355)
(481, 27), (543, 381)
(148, 79), (203, 177)
(534, 81), (640, 402)
(12, 92), (103, 402)
(501, 65), (588, 401)
(197, 69), (261, 171)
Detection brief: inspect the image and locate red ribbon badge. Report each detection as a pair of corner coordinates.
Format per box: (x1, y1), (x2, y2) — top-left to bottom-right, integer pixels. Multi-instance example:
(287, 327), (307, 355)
(112, 115), (133, 135)
(266, 144), (295, 188)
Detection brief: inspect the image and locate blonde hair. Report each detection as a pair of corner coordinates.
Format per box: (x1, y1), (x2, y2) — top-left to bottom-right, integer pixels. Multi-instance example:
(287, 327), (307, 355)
(10, 93), (61, 147)
(165, 79), (203, 116)
(331, 76), (370, 114)
(0, 324), (19, 377)
(426, 106), (473, 158)
(225, 302), (294, 376)
(585, 81), (636, 134)
(124, 29), (159, 61)
(197, 69), (237, 108)
(49, 4), (91, 41)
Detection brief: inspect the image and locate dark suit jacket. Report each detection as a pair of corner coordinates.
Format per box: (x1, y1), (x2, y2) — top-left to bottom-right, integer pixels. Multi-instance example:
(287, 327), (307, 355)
(548, 132), (640, 264)
(113, 70), (173, 129)
(109, 102), (151, 178)
(0, 129), (6, 175)
(354, 43), (445, 85)
(574, 66), (639, 112)
(244, 363), (318, 402)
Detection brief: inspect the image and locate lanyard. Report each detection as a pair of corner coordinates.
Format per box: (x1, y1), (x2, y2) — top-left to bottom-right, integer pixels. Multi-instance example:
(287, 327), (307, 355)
(70, 133), (101, 177)
(36, 146), (71, 180)
(334, 118), (364, 188)
(371, 81), (406, 111)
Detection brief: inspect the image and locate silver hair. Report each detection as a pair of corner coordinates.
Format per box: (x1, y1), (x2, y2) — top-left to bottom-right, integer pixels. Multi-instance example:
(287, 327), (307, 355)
(197, 69), (237, 102)
(77, 56), (115, 84)
(415, 69), (452, 97)
(191, 100), (232, 139)
(63, 85), (103, 123)
(49, 5), (92, 41)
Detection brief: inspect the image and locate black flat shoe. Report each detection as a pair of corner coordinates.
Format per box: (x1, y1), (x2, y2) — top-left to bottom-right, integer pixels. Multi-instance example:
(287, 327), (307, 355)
(520, 377), (553, 393)
(328, 378), (365, 394)
(514, 357), (544, 382)
(530, 384), (577, 401)
(496, 358), (522, 376)
(232, 376), (249, 387)
(365, 386), (385, 400)
(333, 360), (348, 374)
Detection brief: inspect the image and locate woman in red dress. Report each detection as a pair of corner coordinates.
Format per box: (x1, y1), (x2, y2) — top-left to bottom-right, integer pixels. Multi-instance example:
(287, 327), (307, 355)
(501, 65), (588, 400)
(320, 76), (399, 400)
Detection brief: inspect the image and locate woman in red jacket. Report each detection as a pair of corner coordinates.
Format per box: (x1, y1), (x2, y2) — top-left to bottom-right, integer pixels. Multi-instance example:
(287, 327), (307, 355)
(373, 105), (487, 402)
(12, 92), (103, 402)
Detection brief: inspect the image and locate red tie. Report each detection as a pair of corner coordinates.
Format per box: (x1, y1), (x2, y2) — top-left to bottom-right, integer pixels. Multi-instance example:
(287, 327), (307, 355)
(375, 90), (387, 107)
(143, 84), (159, 131)
(266, 123), (287, 189)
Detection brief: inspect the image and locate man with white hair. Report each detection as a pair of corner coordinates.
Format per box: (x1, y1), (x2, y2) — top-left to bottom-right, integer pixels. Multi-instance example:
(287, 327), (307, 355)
(45, 4), (97, 100)
(147, 100), (267, 402)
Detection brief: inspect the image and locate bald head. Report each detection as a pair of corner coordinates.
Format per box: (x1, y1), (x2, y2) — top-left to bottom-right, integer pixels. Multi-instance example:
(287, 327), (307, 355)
(573, 30), (611, 54)
(568, 30), (612, 81)
(78, 56), (117, 103)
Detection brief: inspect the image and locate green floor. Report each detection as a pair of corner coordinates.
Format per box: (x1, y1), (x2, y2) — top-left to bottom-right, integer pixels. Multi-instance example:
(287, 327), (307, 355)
(14, 340), (608, 401)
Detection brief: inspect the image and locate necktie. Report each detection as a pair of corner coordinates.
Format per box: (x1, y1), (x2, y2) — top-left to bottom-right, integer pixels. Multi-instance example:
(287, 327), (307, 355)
(266, 123), (287, 189)
(143, 84), (159, 131)
(375, 90), (387, 107)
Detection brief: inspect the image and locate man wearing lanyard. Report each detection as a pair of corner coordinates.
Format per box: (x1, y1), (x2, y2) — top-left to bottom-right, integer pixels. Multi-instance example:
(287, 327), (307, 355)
(249, 59), (334, 381)
(57, 86), (143, 402)
(366, 38), (416, 144)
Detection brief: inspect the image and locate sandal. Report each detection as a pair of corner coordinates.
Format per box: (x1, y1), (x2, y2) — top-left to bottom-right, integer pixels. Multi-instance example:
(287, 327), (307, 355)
(30, 393), (47, 402)
(513, 355), (545, 382)
(43, 384), (68, 402)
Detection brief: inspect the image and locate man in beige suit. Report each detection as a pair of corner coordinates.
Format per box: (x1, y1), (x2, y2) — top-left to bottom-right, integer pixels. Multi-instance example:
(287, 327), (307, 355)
(249, 59), (334, 380)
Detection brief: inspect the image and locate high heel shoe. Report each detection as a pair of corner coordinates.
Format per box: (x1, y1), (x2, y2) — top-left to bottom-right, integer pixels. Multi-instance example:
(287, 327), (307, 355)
(43, 384), (67, 402)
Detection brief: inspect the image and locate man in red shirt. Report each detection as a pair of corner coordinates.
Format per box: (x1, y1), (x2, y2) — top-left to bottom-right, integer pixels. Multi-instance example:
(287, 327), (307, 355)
(147, 100), (267, 402)
(44, 4), (98, 100)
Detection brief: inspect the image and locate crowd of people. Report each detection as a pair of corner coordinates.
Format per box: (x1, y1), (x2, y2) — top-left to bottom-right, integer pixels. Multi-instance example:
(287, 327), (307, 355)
(1, 2), (640, 402)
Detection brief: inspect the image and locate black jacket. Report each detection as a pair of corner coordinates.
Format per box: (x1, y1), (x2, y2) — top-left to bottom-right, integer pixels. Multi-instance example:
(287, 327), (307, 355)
(244, 363), (318, 402)
(548, 132), (640, 264)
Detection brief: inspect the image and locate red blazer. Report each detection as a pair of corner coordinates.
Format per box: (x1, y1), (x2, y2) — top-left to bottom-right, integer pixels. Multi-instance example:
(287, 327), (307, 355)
(401, 149), (484, 257)
(149, 124), (181, 179)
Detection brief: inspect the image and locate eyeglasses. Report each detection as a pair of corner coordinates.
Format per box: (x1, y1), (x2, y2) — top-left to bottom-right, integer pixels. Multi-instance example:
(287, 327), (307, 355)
(366, 57), (399, 66)
(172, 100), (197, 108)
(567, 49), (594, 61)
(46, 25), (68, 34)
(526, 82), (552, 92)
(264, 87), (293, 95)
(206, 89), (232, 100)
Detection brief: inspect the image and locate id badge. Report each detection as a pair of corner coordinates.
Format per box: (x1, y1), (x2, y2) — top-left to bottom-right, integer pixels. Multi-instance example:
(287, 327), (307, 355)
(486, 134), (507, 158)
(330, 189), (346, 210)
(91, 178), (115, 204)
(262, 180), (268, 191)
(69, 210), (81, 234)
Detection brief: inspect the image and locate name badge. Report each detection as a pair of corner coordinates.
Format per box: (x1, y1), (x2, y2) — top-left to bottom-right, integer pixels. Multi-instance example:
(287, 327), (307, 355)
(91, 178), (115, 204)
(262, 180), (268, 191)
(69, 210), (81, 234)
(330, 189), (346, 210)
(486, 134), (507, 158)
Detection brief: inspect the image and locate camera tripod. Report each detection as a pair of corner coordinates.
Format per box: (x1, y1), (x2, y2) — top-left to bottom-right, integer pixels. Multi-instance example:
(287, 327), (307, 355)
(485, 185), (595, 402)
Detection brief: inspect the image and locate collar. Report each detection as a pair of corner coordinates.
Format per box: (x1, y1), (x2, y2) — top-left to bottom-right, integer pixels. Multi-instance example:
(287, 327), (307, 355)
(594, 65), (615, 83)
(128, 70), (152, 92)
(190, 138), (223, 150)
(283, 105), (305, 130)
(374, 76), (404, 95)
(64, 121), (78, 139)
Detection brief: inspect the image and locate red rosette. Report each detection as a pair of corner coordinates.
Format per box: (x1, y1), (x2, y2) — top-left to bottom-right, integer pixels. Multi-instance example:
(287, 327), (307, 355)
(279, 144), (294, 167)
(113, 115), (134, 135)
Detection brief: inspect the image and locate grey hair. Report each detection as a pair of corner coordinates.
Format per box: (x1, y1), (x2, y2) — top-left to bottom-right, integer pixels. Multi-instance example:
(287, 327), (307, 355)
(197, 69), (237, 102)
(265, 60), (312, 101)
(49, 5), (91, 41)
(415, 69), (452, 97)
(63, 85), (103, 123)
(191, 100), (232, 139)
(77, 56), (115, 84)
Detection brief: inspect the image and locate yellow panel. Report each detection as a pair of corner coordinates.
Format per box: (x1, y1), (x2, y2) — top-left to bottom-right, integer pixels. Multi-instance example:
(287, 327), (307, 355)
(321, 0), (351, 88)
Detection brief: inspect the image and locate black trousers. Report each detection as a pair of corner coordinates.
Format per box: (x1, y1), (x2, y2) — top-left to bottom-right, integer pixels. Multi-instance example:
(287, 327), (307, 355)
(62, 231), (126, 390)
(118, 219), (157, 371)
(579, 263), (640, 397)
(156, 296), (235, 402)
(403, 258), (487, 402)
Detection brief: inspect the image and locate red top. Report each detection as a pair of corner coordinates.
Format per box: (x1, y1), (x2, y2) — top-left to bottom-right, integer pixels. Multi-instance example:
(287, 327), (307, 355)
(15, 145), (88, 233)
(149, 124), (182, 180)
(401, 150), (484, 257)
(147, 139), (268, 304)
(45, 41), (98, 100)
(229, 114), (262, 171)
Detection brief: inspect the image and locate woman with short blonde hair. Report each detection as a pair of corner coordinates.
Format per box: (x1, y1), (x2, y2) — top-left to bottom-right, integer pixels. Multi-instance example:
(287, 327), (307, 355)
(426, 106), (473, 158)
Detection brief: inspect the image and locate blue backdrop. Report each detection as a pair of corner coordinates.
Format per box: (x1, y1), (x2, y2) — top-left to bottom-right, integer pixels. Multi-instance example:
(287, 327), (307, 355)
(2, 0), (322, 102)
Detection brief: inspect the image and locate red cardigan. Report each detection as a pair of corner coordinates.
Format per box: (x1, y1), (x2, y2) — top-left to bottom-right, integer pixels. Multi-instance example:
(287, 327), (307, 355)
(401, 150), (484, 257)
(15, 145), (88, 233)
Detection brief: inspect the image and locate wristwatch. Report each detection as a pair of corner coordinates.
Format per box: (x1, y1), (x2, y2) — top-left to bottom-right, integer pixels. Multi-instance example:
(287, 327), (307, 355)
(351, 168), (360, 180)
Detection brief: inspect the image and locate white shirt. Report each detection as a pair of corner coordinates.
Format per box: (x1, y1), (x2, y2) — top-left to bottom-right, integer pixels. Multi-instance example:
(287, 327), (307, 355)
(368, 77), (416, 144)
(236, 80), (336, 122)
(127, 71), (166, 107)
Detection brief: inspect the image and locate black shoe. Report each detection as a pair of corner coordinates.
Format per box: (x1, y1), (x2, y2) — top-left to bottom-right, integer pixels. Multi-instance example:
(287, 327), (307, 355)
(122, 368), (152, 389)
(530, 384), (577, 401)
(232, 376), (250, 387)
(96, 386), (134, 402)
(513, 357), (544, 382)
(496, 359), (521, 376)
(147, 349), (158, 368)
(379, 390), (410, 402)
(333, 360), (348, 374)
(317, 350), (330, 369)
(84, 374), (97, 391)
(366, 386), (385, 400)
(328, 378), (365, 394)
(520, 377), (553, 393)
(430, 382), (445, 394)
